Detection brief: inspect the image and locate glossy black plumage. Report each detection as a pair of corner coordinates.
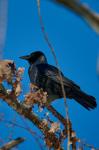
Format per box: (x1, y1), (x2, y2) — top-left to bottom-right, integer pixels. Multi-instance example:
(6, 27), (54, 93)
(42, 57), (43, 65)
(20, 51), (97, 110)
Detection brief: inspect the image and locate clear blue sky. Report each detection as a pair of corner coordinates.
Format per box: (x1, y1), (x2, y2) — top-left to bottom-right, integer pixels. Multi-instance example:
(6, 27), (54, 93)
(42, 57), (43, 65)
(1, 0), (99, 149)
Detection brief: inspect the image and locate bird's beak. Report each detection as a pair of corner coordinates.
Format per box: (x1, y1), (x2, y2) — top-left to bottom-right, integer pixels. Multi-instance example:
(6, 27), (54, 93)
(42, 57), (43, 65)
(19, 55), (30, 60)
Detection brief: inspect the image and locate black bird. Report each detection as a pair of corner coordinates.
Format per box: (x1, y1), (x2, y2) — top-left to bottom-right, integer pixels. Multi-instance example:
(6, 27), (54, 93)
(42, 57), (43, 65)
(20, 51), (97, 110)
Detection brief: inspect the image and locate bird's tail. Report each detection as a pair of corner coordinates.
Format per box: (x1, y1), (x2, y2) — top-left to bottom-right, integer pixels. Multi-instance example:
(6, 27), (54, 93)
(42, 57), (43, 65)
(72, 89), (97, 110)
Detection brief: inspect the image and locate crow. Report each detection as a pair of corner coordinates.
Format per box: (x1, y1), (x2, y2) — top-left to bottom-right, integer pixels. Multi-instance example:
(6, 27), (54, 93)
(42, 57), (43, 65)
(20, 51), (97, 110)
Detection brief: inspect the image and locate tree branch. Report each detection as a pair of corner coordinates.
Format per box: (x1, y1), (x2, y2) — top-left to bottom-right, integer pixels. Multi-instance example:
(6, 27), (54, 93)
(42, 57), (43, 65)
(0, 137), (25, 150)
(0, 85), (62, 149)
(51, 0), (99, 33)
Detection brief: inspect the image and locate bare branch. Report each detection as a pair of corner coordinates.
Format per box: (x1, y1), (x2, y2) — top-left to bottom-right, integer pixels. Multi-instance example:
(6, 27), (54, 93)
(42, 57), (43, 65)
(0, 84), (62, 149)
(0, 137), (25, 150)
(51, 0), (99, 33)
(46, 104), (67, 127)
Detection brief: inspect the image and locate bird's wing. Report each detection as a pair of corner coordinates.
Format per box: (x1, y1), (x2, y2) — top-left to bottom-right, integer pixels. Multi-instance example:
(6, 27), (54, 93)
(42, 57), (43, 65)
(36, 64), (97, 110)
(36, 63), (80, 89)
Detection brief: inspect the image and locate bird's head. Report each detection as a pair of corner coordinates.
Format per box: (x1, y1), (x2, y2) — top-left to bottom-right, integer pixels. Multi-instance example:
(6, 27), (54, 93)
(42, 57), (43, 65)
(20, 51), (47, 64)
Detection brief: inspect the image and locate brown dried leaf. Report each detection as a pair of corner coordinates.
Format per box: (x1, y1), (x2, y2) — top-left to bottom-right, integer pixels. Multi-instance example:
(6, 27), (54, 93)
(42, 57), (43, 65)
(49, 122), (60, 133)
(41, 119), (48, 127)
(16, 67), (24, 81)
(15, 82), (21, 96)
(24, 85), (48, 108)
(0, 60), (16, 83)
(71, 131), (76, 138)
(24, 92), (36, 107)
(12, 67), (24, 96)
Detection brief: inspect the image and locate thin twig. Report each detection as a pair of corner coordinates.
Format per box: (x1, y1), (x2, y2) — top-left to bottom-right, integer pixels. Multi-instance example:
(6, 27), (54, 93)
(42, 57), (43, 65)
(46, 104), (67, 128)
(1, 118), (45, 150)
(36, 1), (71, 149)
(79, 140), (99, 150)
(0, 137), (25, 150)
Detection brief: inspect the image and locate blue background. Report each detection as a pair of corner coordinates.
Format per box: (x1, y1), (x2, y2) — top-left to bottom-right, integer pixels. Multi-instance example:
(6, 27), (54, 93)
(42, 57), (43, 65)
(0, 0), (99, 149)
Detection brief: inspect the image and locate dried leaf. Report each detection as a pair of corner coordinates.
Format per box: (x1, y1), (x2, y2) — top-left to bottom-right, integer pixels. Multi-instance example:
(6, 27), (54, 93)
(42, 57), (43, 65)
(0, 60), (16, 83)
(15, 82), (21, 96)
(71, 131), (76, 138)
(49, 122), (60, 133)
(42, 119), (48, 126)
(24, 85), (48, 108)
(16, 67), (24, 81)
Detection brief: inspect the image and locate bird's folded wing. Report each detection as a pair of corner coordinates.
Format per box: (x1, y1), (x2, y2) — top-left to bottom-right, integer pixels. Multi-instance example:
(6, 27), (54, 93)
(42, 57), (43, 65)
(36, 63), (80, 89)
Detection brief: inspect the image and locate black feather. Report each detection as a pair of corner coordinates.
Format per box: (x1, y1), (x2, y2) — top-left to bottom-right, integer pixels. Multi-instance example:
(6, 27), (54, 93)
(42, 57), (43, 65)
(72, 89), (97, 110)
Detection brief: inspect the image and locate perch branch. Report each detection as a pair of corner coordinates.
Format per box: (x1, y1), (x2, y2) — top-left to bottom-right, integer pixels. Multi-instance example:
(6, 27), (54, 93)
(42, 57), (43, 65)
(0, 85), (62, 149)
